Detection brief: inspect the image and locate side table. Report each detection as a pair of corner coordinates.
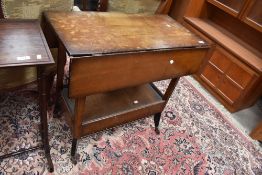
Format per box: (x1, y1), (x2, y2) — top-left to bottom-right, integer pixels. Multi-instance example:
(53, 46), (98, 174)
(0, 19), (54, 172)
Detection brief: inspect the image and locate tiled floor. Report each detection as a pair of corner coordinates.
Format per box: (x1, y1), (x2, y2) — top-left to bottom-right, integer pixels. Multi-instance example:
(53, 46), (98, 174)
(186, 76), (262, 147)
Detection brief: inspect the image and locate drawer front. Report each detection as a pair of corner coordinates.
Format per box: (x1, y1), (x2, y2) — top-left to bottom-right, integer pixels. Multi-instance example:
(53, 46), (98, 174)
(69, 49), (207, 97)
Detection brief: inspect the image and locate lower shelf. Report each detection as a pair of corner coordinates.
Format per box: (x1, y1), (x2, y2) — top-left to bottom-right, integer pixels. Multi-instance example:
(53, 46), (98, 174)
(61, 84), (165, 135)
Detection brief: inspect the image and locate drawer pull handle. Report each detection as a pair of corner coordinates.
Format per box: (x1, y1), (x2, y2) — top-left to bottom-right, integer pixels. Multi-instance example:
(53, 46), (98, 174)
(169, 60), (174, 64)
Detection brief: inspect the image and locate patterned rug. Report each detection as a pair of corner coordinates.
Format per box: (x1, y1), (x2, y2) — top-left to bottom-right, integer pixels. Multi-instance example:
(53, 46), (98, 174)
(0, 77), (261, 175)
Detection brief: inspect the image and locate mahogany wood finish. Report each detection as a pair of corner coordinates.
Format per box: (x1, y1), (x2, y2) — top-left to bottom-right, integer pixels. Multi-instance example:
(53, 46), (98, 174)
(44, 12), (205, 56)
(207, 0), (262, 33)
(155, 0), (174, 14)
(61, 84), (166, 133)
(0, 20), (54, 172)
(184, 17), (262, 71)
(206, 0), (247, 17)
(44, 11), (209, 161)
(169, 0), (191, 23)
(173, 0), (262, 141)
(176, 0), (262, 114)
(0, 20), (53, 67)
(241, 0), (262, 32)
(200, 46), (259, 105)
(69, 50), (206, 97)
(209, 5), (262, 52)
(182, 0), (207, 18)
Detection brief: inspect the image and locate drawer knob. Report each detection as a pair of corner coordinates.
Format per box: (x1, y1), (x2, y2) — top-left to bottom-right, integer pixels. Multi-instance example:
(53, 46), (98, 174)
(169, 59), (174, 64)
(133, 100), (139, 104)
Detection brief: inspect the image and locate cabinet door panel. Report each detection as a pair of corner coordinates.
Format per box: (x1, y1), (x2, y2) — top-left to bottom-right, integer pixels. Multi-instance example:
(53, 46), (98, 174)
(226, 61), (257, 89)
(209, 49), (231, 73)
(217, 77), (242, 104)
(201, 64), (222, 88)
(245, 0), (262, 27)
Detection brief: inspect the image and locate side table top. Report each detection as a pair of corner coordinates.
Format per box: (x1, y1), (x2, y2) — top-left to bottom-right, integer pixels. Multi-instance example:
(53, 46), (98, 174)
(44, 12), (208, 57)
(0, 20), (54, 68)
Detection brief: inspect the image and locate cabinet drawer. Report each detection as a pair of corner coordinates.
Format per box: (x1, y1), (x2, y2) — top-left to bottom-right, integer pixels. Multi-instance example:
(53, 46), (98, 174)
(69, 49), (208, 97)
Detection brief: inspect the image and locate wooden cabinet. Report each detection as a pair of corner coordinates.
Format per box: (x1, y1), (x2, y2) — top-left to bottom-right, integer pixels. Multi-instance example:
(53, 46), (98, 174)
(207, 0), (261, 32)
(207, 0), (247, 17)
(200, 47), (259, 106)
(170, 0), (262, 112)
(241, 0), (262, 32)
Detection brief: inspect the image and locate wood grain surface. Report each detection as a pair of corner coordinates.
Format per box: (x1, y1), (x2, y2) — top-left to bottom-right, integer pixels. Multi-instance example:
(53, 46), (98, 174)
(0, 20), (54, 67)
(44, 11), (208, 56)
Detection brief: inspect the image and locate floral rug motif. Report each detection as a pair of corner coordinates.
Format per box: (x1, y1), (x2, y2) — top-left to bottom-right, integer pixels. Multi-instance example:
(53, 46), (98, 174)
(0, 77), (261, 175)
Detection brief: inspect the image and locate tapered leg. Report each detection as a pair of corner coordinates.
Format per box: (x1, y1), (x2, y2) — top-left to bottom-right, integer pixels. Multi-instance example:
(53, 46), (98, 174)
(154, 113), (161, 134)
(70, 97), (85, 165)
(37, 67), (54, 172)
(153, 78), (180, 135)
(71, 138), (78, 165)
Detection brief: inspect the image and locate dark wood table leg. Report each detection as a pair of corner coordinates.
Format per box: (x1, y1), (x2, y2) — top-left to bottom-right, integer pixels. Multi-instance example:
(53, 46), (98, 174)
(54, 41), (67, 117)
(154, 113), (161, 134)
(154, 78), (180, 134)
(71, 138), (78, 164)
(37, 66), (54, 172)
(71, 97), (85, 164)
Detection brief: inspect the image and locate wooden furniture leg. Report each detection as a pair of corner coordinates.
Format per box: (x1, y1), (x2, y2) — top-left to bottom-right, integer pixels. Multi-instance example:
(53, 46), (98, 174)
(37, 66), (54, 172)
(71, 97), (86, 164)
(54, 41), (67, 117)
(71, 138), (78, 164)
(153, 78), (180, 134)
(154, 113), (162, 134)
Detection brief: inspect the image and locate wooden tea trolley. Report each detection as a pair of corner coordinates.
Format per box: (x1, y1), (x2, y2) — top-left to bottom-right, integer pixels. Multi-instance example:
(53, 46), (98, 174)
(43, 11), (209, 162)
